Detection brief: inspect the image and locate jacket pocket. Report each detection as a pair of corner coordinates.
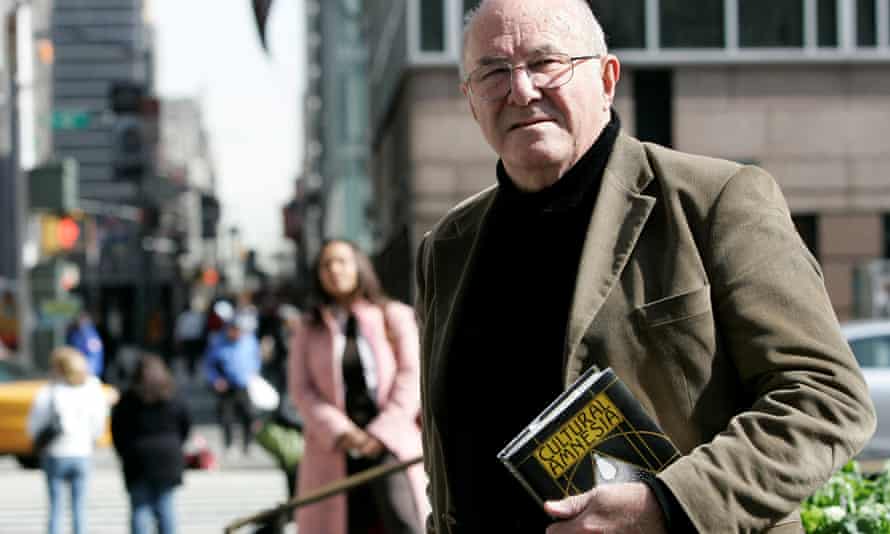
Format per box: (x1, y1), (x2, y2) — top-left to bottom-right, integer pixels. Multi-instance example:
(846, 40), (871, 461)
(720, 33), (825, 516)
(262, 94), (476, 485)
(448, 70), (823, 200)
(636, 285), (711, 328)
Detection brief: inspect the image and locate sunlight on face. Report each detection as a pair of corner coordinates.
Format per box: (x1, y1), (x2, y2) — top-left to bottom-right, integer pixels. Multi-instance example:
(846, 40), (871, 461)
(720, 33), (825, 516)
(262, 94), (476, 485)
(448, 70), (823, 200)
(462, 0), (617, 190)
(318, 241), (360, 302)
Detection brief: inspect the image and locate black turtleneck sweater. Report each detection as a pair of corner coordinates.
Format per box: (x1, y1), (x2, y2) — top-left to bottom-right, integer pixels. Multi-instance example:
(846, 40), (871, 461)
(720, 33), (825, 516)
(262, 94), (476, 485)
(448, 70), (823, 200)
(442, 115), (620, 533)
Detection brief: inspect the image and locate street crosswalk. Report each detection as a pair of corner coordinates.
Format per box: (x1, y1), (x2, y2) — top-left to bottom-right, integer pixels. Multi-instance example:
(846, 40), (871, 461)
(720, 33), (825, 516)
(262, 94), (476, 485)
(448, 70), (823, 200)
(0, 466), (296, 534)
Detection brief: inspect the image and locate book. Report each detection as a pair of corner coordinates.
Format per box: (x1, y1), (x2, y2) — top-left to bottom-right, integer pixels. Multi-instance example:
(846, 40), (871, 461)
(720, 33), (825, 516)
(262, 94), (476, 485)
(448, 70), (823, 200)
(497, 366), (681, 508)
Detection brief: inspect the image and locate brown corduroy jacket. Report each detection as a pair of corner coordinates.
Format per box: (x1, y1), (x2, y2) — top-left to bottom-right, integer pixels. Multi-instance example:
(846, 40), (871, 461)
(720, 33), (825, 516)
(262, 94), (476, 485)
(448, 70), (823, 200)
(415, 133), (876, 533)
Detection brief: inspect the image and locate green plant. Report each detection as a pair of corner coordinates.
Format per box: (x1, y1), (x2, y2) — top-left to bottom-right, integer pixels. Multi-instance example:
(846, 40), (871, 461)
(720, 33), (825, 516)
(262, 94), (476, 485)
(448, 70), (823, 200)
(802, 460), (890, 533)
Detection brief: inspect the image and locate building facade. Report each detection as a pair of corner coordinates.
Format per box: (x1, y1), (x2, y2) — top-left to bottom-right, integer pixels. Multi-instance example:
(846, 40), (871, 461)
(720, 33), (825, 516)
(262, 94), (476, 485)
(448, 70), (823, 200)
(0, 0), (55, 362)
(366, 0), (890, 319)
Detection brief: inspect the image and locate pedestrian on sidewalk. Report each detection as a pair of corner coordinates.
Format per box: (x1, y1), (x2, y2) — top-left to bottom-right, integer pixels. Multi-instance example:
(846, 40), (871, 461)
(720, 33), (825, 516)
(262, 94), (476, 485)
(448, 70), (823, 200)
(27, 346), (110, 534)
(65, 311), (105, 378)
(203, 308), (262, 457)
(111, 353), (191, 534)
(288, 239), (428, 534)
(174, 296), (207, 380)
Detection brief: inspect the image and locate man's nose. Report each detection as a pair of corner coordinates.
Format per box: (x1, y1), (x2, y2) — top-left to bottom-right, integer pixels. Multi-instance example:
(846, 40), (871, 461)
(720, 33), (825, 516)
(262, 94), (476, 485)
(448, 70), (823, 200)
(507, 67), (540, 106)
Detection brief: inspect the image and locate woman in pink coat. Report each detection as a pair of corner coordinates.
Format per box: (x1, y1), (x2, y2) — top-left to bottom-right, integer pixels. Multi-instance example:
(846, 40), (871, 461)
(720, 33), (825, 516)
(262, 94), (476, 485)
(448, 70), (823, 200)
(288, 239), (429, 534)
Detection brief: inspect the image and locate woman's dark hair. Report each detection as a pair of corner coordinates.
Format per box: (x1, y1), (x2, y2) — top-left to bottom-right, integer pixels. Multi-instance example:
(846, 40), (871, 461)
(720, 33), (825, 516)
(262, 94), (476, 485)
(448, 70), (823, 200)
(307, 239), (389, 325)
(131, 353), (176, 403)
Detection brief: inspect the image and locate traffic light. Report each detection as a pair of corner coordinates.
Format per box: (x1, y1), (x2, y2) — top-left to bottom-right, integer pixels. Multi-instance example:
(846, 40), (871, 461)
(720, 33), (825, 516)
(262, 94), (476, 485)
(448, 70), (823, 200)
(110, 115), (145, 179)
(108, 80), (145, 114)
(107, 81), (153, 181)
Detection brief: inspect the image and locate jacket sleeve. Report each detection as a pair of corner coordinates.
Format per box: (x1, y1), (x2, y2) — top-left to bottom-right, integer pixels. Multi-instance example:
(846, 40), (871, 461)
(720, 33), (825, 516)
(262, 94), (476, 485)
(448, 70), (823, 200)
(658, 166), (877, 532)
(415, 234), (438, 534)
(365, 302), (422, 447)
(111, 395), (135, 454)
(287, 317), (357, 451)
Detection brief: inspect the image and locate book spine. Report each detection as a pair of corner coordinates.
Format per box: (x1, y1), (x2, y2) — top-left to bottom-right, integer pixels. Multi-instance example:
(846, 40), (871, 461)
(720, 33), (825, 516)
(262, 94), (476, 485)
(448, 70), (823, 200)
(499, 457), (547, 510)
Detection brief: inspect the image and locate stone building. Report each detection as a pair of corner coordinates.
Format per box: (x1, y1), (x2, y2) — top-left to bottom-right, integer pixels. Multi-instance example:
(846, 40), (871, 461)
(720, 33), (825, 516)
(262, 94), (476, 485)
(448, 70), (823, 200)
(363, 0), (890, 318)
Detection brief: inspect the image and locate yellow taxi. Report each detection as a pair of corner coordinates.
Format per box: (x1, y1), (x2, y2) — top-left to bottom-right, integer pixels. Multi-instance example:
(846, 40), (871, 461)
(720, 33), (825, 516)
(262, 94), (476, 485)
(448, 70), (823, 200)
(0, 359), (116, 468)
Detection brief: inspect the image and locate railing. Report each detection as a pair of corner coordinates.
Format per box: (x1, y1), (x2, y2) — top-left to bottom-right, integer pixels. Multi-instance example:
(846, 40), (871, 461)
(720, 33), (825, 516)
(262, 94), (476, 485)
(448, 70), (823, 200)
(223, 455), (424, 533)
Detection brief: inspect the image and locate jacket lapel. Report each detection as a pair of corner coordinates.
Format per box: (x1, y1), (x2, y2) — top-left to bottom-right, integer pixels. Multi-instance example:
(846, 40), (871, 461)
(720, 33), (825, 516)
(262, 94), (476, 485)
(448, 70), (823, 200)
(564, 135), (656, 383)
(428, 188), (497, 410)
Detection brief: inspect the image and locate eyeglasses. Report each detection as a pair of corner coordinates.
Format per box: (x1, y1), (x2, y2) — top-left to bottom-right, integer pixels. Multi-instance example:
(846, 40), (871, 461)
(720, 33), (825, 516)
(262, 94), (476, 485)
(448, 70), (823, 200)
(464, 53), (601, 102)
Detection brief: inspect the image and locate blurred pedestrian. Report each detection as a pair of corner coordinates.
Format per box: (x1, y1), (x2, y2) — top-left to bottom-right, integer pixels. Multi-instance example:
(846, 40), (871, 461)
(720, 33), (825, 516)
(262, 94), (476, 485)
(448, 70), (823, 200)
(112, 354), (191, 534)
(65, 311), (104, 377)
(203, 310), (262, 456)
(288, 239), (428, 534)
(27, 346), (110, 534)
(174, 296), (207, 380)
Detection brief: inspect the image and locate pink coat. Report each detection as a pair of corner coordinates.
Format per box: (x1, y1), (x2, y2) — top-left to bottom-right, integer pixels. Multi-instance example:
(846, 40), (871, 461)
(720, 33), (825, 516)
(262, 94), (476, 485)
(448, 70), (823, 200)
(288, 299), (429, 534)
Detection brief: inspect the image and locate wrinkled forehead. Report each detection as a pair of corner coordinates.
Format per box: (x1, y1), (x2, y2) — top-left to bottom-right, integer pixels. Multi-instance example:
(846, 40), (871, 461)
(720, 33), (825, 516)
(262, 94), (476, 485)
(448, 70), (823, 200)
(465, 3), (584, 67)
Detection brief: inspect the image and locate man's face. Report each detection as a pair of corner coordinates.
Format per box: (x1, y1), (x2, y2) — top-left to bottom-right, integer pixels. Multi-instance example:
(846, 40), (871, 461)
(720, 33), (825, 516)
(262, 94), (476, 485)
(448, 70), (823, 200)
(462, 0), (619, 190)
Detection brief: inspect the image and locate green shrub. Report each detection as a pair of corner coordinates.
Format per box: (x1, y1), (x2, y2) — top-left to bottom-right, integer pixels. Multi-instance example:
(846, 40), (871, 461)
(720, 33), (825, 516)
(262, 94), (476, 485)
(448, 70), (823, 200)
(802, 460), (890, 533)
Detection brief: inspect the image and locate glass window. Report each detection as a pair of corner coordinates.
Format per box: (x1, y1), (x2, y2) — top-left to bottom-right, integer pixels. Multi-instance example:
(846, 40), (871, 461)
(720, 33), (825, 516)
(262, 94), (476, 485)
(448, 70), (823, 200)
(818, 0), (838, 47)
(739, 0), (804, 47)
(420, 0), (445, 52)
(660, 0), (724, 48)
(589, 0), (646, 49)
(850, 336), (890, 368)
(858, 0), (877, 46)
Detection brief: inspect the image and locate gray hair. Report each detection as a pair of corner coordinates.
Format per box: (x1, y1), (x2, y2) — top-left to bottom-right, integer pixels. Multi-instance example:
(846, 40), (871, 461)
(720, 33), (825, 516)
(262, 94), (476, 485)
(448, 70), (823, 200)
(460, 0), (608, 79)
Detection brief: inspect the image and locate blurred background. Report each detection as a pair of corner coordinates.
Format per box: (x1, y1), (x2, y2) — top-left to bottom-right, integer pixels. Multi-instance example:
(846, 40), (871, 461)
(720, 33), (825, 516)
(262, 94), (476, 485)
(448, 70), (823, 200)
(0, 0), (889, 377)
(0, 0), (889, 531)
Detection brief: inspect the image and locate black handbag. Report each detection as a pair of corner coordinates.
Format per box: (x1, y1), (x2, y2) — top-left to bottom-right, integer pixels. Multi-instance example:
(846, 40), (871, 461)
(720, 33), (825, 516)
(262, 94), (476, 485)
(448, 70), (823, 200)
(33, 387), (62, 455)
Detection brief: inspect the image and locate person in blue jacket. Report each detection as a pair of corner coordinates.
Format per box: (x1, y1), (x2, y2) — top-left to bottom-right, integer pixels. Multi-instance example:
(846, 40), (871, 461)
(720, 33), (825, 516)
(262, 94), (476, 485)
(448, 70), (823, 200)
(203, 311), (261, 456)
(65, 312), (104, 378)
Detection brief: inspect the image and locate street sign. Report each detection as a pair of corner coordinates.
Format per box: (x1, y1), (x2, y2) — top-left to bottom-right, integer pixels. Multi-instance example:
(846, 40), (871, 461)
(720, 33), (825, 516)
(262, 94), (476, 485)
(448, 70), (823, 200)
(52, 109), (92, 130)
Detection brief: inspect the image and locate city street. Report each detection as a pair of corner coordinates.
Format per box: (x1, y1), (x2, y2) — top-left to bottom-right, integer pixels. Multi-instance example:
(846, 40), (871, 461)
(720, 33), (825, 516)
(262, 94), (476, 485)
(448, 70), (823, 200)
(0, 424), (294, 534)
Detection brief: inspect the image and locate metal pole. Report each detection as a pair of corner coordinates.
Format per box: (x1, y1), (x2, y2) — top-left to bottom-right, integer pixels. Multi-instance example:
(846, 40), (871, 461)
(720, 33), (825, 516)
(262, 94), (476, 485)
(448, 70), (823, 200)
(7, 5), (32, 367)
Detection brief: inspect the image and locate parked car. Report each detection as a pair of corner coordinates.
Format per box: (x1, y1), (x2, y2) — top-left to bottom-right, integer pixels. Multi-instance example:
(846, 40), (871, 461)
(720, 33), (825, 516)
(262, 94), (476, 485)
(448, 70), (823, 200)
(0, 359), (116, 468)
(841, 320), (890, 460)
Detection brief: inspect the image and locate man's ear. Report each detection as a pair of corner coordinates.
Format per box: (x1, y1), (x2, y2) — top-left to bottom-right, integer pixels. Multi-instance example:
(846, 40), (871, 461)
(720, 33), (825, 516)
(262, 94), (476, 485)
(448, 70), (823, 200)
(600, 55), (621, 108)
(461, 83), (480, 122)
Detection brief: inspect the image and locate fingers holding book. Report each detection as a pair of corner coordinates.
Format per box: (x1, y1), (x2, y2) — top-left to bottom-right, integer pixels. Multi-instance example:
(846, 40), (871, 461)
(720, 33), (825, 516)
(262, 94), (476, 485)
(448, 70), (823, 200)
(543, 482), (667, 534)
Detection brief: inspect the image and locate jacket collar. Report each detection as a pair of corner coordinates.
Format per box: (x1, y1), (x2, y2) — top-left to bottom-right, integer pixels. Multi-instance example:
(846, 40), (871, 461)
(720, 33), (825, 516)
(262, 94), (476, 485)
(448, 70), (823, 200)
(563, 134), (656, 383)
(429, 133), (656, 385)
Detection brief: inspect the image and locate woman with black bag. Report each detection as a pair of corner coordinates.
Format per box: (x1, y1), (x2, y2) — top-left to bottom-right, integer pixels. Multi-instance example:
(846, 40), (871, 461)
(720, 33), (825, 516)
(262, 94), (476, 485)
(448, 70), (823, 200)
(27, 346), (109, 534)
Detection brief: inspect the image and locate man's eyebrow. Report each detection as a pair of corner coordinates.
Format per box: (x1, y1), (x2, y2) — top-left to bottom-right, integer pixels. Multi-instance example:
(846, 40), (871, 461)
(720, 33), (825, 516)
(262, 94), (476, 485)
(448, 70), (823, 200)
(474, 46), (563, 66)
(476, 55), (510, 66)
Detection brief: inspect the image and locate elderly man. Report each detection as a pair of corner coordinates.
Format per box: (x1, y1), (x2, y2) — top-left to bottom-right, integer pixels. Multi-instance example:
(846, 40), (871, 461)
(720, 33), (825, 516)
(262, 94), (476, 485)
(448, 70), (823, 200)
(413, 0), (876, 532)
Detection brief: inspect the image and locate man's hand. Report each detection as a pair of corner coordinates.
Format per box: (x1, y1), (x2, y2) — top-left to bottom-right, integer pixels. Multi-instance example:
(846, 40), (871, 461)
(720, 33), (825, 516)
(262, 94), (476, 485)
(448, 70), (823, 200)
(544, 482), (667, 534)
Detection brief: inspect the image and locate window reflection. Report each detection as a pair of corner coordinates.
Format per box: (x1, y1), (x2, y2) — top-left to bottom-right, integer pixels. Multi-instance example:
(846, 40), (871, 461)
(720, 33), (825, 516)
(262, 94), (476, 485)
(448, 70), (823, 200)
(740, 0), (803, 47)
(660, 0), (724, 48)
(589, 0), (646, 49)
(818, 0), (838, 47)
(421, 0), (445, 51)
(858, 0), (877, 47)
(850, 337), (890, 368)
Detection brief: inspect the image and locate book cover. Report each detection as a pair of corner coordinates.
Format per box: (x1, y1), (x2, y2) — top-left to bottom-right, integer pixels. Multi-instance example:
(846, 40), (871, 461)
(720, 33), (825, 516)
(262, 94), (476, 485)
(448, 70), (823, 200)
(497, 366), (681, 507)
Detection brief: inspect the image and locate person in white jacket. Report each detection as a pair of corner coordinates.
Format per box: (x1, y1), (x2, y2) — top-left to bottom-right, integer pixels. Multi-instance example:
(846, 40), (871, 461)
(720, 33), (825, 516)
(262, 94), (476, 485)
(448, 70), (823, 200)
(27, 346), (110, 534)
